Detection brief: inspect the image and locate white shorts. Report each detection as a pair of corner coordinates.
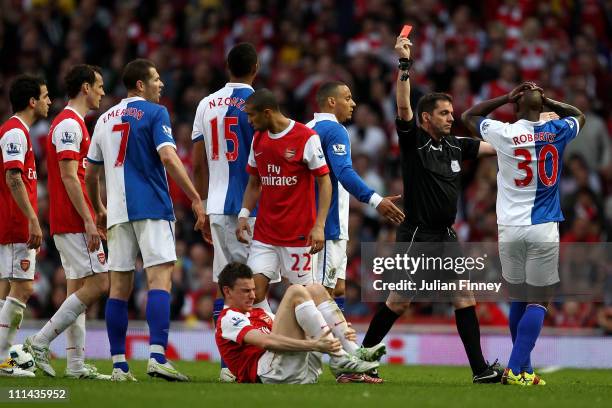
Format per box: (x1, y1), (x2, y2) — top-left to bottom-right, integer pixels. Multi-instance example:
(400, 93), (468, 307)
(210, 214), (255, 282)
(53, 233), (109, 280)
(0, 243), (36, 280)
(257, 350), (323, 384)
(247, 240), (316, 285)
(107, 219), (177, 271)
(498, 222), (560, 287)
(316, 239), (347, 289)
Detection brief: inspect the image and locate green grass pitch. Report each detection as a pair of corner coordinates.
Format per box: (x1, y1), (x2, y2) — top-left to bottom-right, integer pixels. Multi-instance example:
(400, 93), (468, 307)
(0, 361), (610, 408)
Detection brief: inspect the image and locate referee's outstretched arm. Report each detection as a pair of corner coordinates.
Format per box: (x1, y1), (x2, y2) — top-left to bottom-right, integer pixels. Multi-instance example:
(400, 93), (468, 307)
(395, 36), (413, 122)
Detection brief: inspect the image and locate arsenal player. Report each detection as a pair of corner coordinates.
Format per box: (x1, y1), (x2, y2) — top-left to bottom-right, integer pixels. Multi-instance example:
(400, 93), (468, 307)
(25, 65), (110, 380)
(0, 75), (50, 377)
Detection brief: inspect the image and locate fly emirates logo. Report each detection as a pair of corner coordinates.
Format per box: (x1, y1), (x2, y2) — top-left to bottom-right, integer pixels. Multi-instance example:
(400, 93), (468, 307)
(261, 164), (298, 186)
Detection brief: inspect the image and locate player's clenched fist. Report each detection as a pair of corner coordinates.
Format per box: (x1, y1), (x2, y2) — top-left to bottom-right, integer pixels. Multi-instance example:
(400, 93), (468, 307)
(395, 36), (412, 59)
(307, 224), (325, 254)
(236, 216), (252, 244)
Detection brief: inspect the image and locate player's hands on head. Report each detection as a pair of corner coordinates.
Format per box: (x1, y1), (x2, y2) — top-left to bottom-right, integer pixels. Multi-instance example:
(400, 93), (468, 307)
(377, 195), (405, 225)
(27, 217), (42, 250)
(236, 217), (252, 244)
(84, 220), (101, 252)
(508, 82), (532, 101)
(313, 329), (342, 354)
(394, 36), (412, 59)
(307, 225), (325, 254)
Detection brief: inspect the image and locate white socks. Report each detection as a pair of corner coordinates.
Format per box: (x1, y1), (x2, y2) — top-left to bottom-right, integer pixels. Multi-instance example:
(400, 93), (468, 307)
(0, 297), (26, 359)
(35, 293), (86, 346)
(317, 300), (358, 353)
(253, 299), (273, 314)
(294, 300), (345, 357)
(66, 312), (86, 371)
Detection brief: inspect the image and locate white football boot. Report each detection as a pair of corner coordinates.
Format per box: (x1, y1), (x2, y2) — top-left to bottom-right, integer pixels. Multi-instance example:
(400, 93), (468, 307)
(146, 358), (189, 382)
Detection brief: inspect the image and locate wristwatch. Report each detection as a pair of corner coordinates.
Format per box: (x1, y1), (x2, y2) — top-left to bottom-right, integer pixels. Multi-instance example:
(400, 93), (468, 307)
(398, 58), (413, 81)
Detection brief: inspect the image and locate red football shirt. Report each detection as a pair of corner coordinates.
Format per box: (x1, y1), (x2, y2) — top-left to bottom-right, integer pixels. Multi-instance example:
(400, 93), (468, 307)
(0, 116), (38, 244)
(47, 107), (95, 235)
(246, 120), (329, 246)
(215, 307), (274, 383)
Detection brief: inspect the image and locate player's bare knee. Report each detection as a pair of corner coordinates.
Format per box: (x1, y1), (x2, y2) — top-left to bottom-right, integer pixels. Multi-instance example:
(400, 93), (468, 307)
(333, 280), (345, 298)
(93, 273), (110, 296)
(253, 274), (269, 302)
(304, 283), (329, 304)
(9, 280), (34, 303)
(286, 284), (311, 306)
(453, 291), (476, 309)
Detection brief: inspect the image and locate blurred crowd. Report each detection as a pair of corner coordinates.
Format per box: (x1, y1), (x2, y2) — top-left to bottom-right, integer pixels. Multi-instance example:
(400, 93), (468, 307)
(1, 0), (611, 333)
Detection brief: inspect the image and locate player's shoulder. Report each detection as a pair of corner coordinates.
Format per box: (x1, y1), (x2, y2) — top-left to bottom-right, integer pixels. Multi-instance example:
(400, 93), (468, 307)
(220, 308), (249, 324)
(292, 121), (317, 138)
(0, 117), (28, 139)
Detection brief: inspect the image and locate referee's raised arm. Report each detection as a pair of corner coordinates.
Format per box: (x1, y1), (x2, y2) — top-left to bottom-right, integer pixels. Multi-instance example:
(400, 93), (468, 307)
(395, 36), (413, 122)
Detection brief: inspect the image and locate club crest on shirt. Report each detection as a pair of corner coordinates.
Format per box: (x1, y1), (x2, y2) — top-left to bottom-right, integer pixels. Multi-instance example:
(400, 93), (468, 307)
(260, 313), (272, 325)
(20, 259), (30, 271)
(5, 142), (21, 156)
(97, 252), (106, 265)
(450, 160), (461, 172)
(284, 148), (296, 160)
(61, 131), (76, 145)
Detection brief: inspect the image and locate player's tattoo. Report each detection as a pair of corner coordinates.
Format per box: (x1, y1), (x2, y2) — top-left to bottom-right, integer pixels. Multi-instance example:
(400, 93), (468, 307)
(6, 169), (25, 192)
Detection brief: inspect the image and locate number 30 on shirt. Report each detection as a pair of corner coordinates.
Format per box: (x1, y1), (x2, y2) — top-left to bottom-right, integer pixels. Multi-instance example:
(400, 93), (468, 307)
(514, 145), (559, 187)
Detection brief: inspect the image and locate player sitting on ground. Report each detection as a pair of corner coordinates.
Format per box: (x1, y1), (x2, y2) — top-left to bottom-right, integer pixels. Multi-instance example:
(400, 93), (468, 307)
(215, 262), (386, 384)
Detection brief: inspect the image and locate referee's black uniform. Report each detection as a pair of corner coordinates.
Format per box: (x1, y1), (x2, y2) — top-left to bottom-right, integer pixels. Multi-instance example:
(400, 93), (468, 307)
(395, 116), (479, 243)
(363, 116), (501, 382)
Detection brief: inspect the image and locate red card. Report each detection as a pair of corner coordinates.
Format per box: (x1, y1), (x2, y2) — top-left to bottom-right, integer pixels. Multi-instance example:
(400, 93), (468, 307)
(400, 25), (412, 38)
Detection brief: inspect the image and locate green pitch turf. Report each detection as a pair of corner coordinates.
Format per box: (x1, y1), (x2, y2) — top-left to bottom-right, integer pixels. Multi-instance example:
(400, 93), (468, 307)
(0, 361), (610, 408)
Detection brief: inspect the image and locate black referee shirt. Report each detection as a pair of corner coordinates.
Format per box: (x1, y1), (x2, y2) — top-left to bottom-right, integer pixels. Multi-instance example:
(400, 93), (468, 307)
(396, 117), (480, 230)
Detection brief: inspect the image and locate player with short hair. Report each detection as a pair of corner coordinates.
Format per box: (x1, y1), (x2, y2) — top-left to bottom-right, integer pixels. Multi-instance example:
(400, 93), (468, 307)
(236, 89), (331, 312)
(86, 58), (206, 382)
(24, 64), (110, 380)
(216, 262), (384, 384)
(0, 74), (50, 377)
(462, 82), (585, 386)
(191, 42), (258, 381)
(306, 81), (405, 307)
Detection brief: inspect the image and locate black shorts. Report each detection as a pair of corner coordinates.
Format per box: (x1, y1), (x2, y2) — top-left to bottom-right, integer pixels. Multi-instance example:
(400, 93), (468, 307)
(391, 224), (464, 300)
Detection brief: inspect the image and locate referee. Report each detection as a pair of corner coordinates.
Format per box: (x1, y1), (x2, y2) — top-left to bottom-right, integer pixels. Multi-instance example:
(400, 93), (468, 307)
(361, 36), (502, 383)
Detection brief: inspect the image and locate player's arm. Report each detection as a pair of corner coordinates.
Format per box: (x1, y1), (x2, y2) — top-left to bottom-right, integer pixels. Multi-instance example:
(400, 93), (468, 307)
(309, 173), (331, 254)
(328, 129), (404, 224)
(461, 82), (533, 137)
(158, 145), (206, 235)
(542, 97), (586, 128)
(396, 36), (413, 121)
(243, 328), (341, 354)
(59, 160), (100, 251)
(84, 162), (107, 239)
(477, 141), (497, 157)
(191, 139), (212, 244)
(5, 169), (41, 249)
(236, 174), (261, 243)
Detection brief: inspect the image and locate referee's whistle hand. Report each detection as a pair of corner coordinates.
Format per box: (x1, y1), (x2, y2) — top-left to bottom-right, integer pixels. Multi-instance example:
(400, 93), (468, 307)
(377, 196), (405, 225)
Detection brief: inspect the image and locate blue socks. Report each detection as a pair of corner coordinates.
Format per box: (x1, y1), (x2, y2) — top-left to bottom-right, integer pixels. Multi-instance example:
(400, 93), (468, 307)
(106, 298), (129, 371)
(509, 301), (532, 373)
(147, 289), (170, 364)
(213, 298), (227, 369)
(508, 304), (546, 374)
(335, 297), (345, 312)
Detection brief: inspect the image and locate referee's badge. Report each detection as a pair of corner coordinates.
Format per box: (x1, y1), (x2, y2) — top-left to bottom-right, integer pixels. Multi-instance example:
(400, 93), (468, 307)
(451, 160), (461, 172)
